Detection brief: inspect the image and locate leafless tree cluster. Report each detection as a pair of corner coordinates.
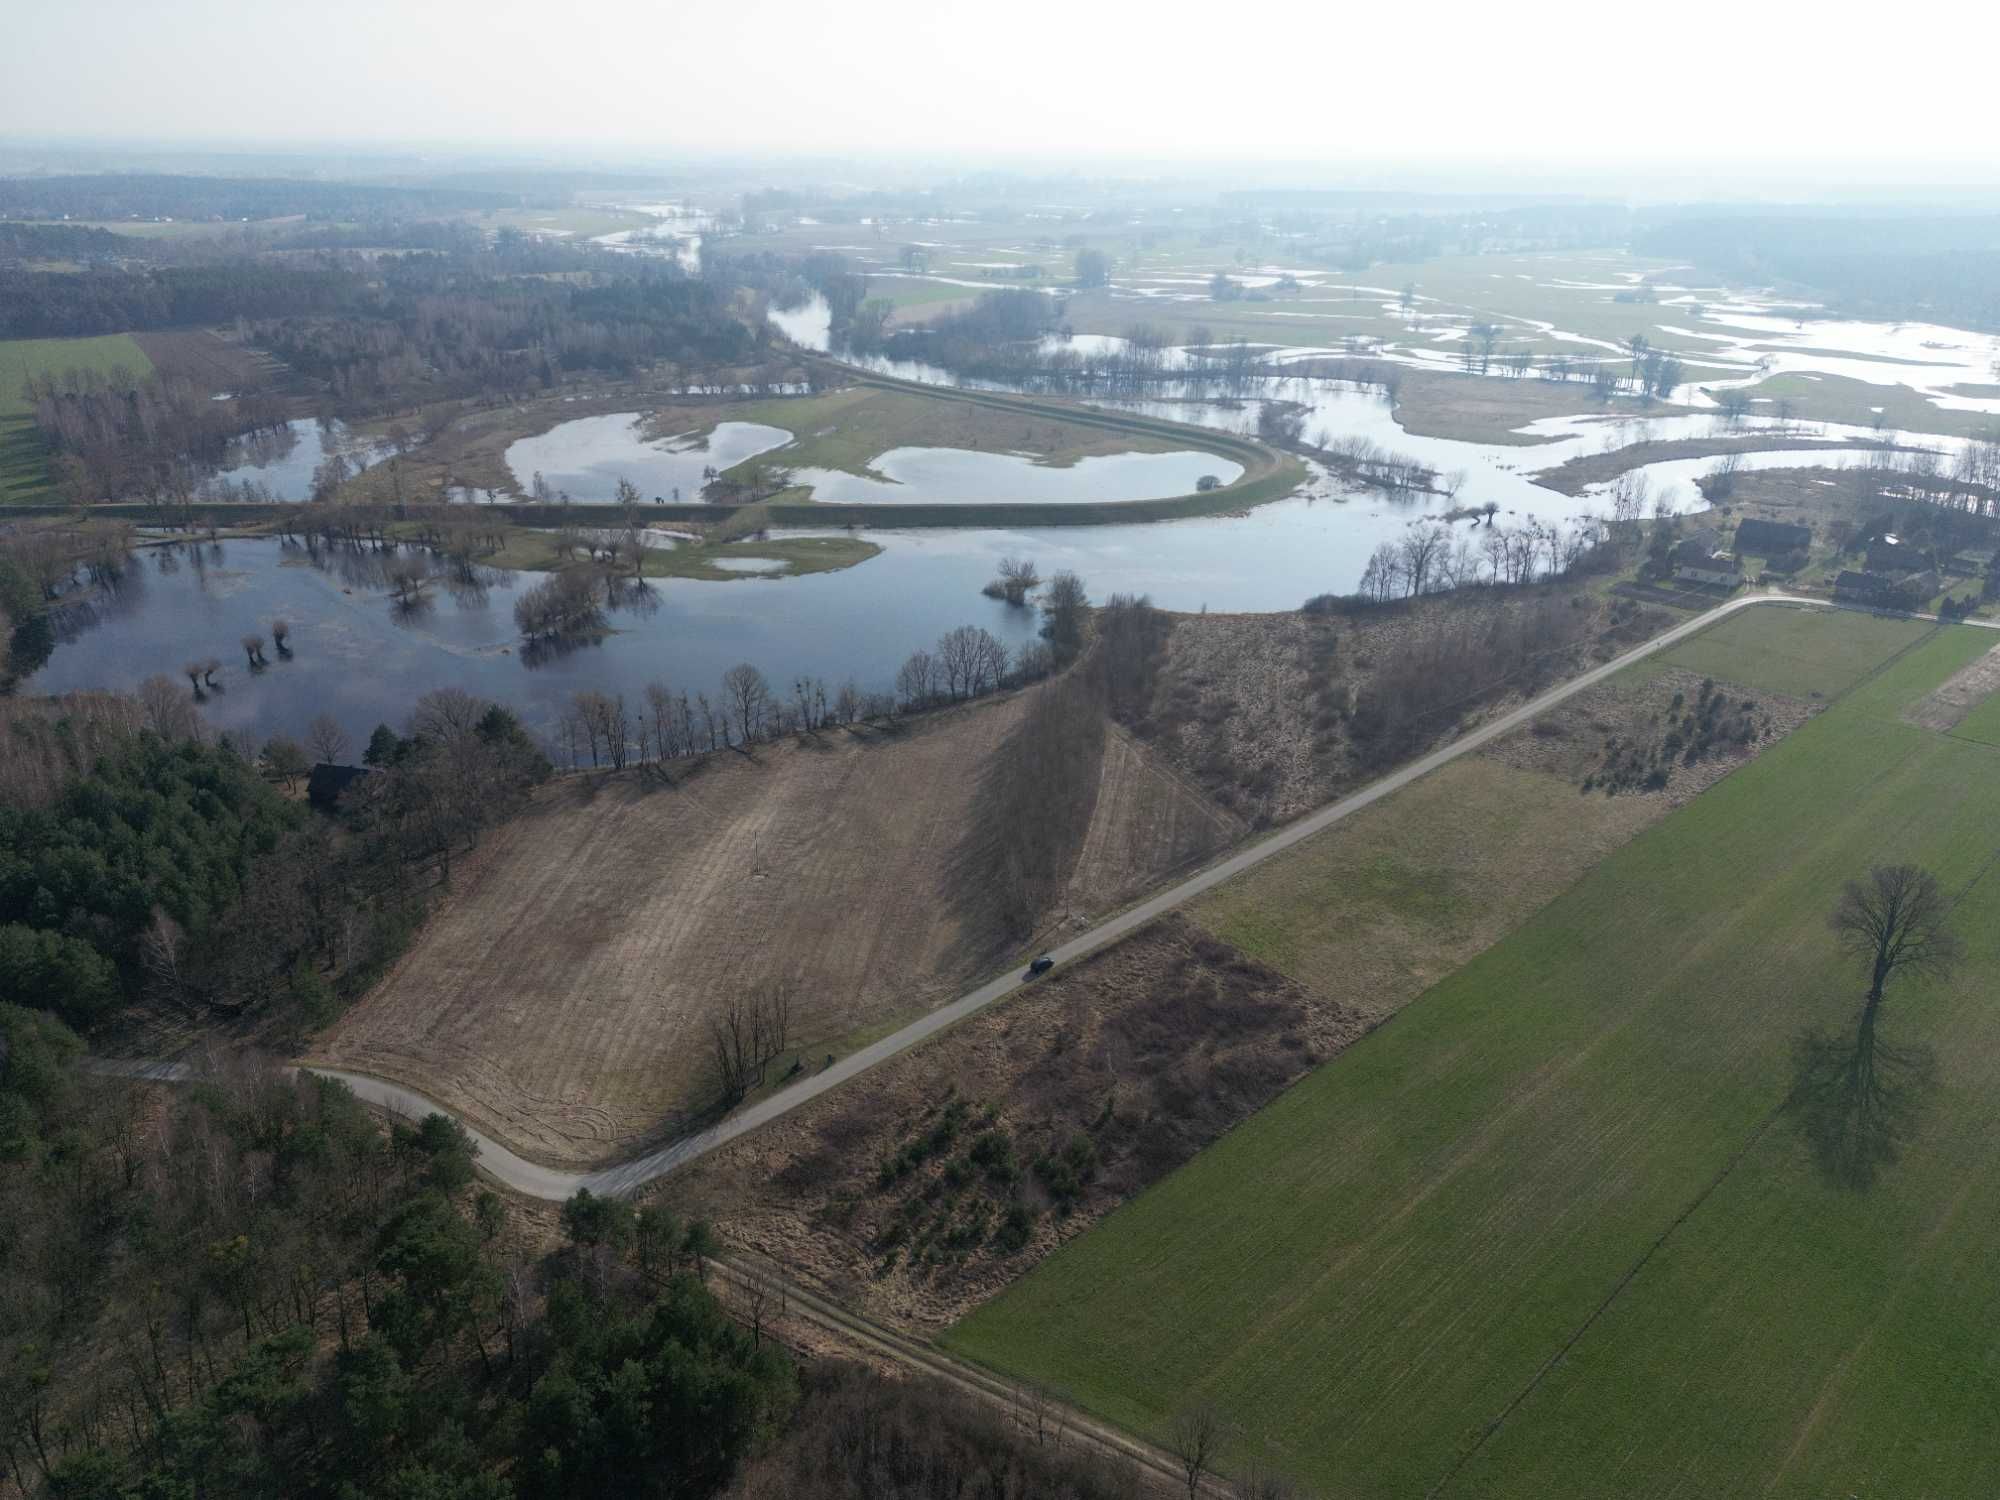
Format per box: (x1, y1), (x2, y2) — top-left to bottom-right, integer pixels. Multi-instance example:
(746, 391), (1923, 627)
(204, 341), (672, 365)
(1095, 593), (1170, 725)
(555, 666), (877, 772)
(1347, 594), (1598, 770)
(1356, 515), (1610, 603)
(983, 554), (1042, 606)
(729, 1361), (1155, 1500)
(0, 521), (135, 601)
(550, 521), (651, 577)
(897, 624), (1017, 710)
(1320, 434), (1438, 494)
(0, 691), (148, 807)
(564, 690), (635, 769)
(513, 566), (605, 639)
(709, 983), (795, 1105)
(22, 365), (289, 502)
(373, 686), (551, 887)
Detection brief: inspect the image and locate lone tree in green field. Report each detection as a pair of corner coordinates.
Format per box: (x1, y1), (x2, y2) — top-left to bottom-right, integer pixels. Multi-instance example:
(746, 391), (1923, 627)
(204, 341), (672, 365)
(1791, 863), (1959, 1190)
(1830, 863), (1962, 1019)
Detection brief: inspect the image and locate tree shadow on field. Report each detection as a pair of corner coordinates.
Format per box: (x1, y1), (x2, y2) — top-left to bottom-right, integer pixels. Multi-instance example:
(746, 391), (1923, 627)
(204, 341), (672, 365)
(1786, 1006), (1939, 1192)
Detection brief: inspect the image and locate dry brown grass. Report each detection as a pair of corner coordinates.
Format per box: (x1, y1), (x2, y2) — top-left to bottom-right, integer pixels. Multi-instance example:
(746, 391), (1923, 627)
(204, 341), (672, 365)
(131, 329), (277, 393)
(1903, 642), (2000, 732)
(1187, 663), (1813, 1017)
(1188, 756), (1664, 1017)
(1485, 666), (1815, 806)
(660, 914), (1358, 1333)
(314, 694), (1235, 1168)
(1390, 369), (1694, 445)
(1136, 592), (1673, 826)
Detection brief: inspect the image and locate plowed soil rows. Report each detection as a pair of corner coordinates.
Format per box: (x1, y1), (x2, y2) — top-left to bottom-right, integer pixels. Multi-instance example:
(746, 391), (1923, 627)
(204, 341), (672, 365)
(317, 695), (1234, 1167)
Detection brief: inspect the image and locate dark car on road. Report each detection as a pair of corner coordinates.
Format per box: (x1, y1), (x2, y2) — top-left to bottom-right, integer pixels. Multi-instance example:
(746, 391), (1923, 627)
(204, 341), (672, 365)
(1026, 955), (1055, 978)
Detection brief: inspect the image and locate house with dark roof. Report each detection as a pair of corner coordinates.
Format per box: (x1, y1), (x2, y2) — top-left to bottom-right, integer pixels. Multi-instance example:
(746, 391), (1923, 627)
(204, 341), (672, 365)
(1866, 535), (1913, 573)
(1672, 531), (1741, 587)
(1833, 571), (1914, 609)
(1734, 518), (1810, 557)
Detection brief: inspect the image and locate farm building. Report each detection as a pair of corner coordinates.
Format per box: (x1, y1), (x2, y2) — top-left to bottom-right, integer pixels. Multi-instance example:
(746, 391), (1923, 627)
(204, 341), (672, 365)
(1672, 531), (1741, 587)
(1833, 570), (1914, 609)
(1866, 535), (1915, 572)
(1734, 518), (1810, 556)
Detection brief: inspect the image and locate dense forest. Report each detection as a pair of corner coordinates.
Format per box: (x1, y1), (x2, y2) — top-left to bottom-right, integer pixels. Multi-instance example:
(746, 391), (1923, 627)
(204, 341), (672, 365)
(1, 1015), (1151, 1498)
(0, 686), (549, 1033)
(0, 1017), (794, 1500)
(10, 240), (767, 497)
(0, 174), (517, 223)
(0, 223), (127, 265)
(0, 264), (362, 338)
(1638, 212), (2000, 331)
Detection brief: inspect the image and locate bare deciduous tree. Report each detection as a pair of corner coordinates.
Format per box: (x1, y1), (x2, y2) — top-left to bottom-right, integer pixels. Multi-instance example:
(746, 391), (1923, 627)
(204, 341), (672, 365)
(722, 662), (772, 745)
(708, 982), (796, 1106)
(261, 735), (309, 790)
(305, 713), (349, 765)
(897, 649), (939, 709)
(1831, 864), (1961, 1014)
(138, 674), (200, 740)
(1167, 1402), (1225, 1500)
(988, 555), (1042, 606)
(140, 909), (190, 1013)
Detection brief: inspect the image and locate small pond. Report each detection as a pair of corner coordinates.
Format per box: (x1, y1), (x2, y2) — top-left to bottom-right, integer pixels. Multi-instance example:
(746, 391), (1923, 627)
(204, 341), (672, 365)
(503, 416), (792, 503)
(789, 446), (1243, 505)
(210, 419), (388, 500)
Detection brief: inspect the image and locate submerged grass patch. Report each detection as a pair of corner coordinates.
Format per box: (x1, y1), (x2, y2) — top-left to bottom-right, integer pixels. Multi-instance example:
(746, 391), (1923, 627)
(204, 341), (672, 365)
(479, 524), (878, 583)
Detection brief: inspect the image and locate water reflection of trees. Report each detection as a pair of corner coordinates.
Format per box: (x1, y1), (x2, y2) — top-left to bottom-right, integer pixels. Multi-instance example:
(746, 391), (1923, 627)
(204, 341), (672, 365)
(519, 630), (606, 670)
(1787, 1007), (1939, 1192)
(604, 576), (660, 619)
(225, 423), (299, 473)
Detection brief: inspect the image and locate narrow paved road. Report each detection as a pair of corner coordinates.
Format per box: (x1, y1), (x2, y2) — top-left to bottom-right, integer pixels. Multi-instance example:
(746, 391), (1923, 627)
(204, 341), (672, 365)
(101, 593), (1983, 1200)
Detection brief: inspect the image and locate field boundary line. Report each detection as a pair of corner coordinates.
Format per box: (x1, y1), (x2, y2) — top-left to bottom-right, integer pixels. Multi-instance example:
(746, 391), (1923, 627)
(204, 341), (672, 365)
(709, 1252), (1223, 1496)
(1424, 1102), (1790, 1499)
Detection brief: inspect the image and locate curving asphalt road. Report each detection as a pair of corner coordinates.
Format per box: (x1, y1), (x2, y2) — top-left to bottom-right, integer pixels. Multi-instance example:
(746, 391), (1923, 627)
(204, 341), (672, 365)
(97, 593), (1988, 1200)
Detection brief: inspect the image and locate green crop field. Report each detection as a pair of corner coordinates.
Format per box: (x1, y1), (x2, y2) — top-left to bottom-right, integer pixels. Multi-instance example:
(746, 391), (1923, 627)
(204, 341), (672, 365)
(1643, 602), (1933, 700)
(0, 334), (152, 503)
(947, 609), (2000, 1498)
(0, 333), (150, 418)
(1951, 682), (2000, 747)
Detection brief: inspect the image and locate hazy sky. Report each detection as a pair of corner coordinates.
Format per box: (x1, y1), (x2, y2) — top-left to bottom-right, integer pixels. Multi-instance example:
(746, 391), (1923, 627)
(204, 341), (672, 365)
(3, 0), (1993, 178)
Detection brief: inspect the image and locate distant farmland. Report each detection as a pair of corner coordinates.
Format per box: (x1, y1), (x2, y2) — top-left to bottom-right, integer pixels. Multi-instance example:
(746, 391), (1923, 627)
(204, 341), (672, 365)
(0, 332), (153, 502)
(947, 610), (2000, 1498)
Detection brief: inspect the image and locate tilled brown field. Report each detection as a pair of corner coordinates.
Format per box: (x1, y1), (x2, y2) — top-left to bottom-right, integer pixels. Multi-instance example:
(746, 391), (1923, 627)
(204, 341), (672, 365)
(132, 329), (277, 392)
(315, 696), (1235, 1167)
